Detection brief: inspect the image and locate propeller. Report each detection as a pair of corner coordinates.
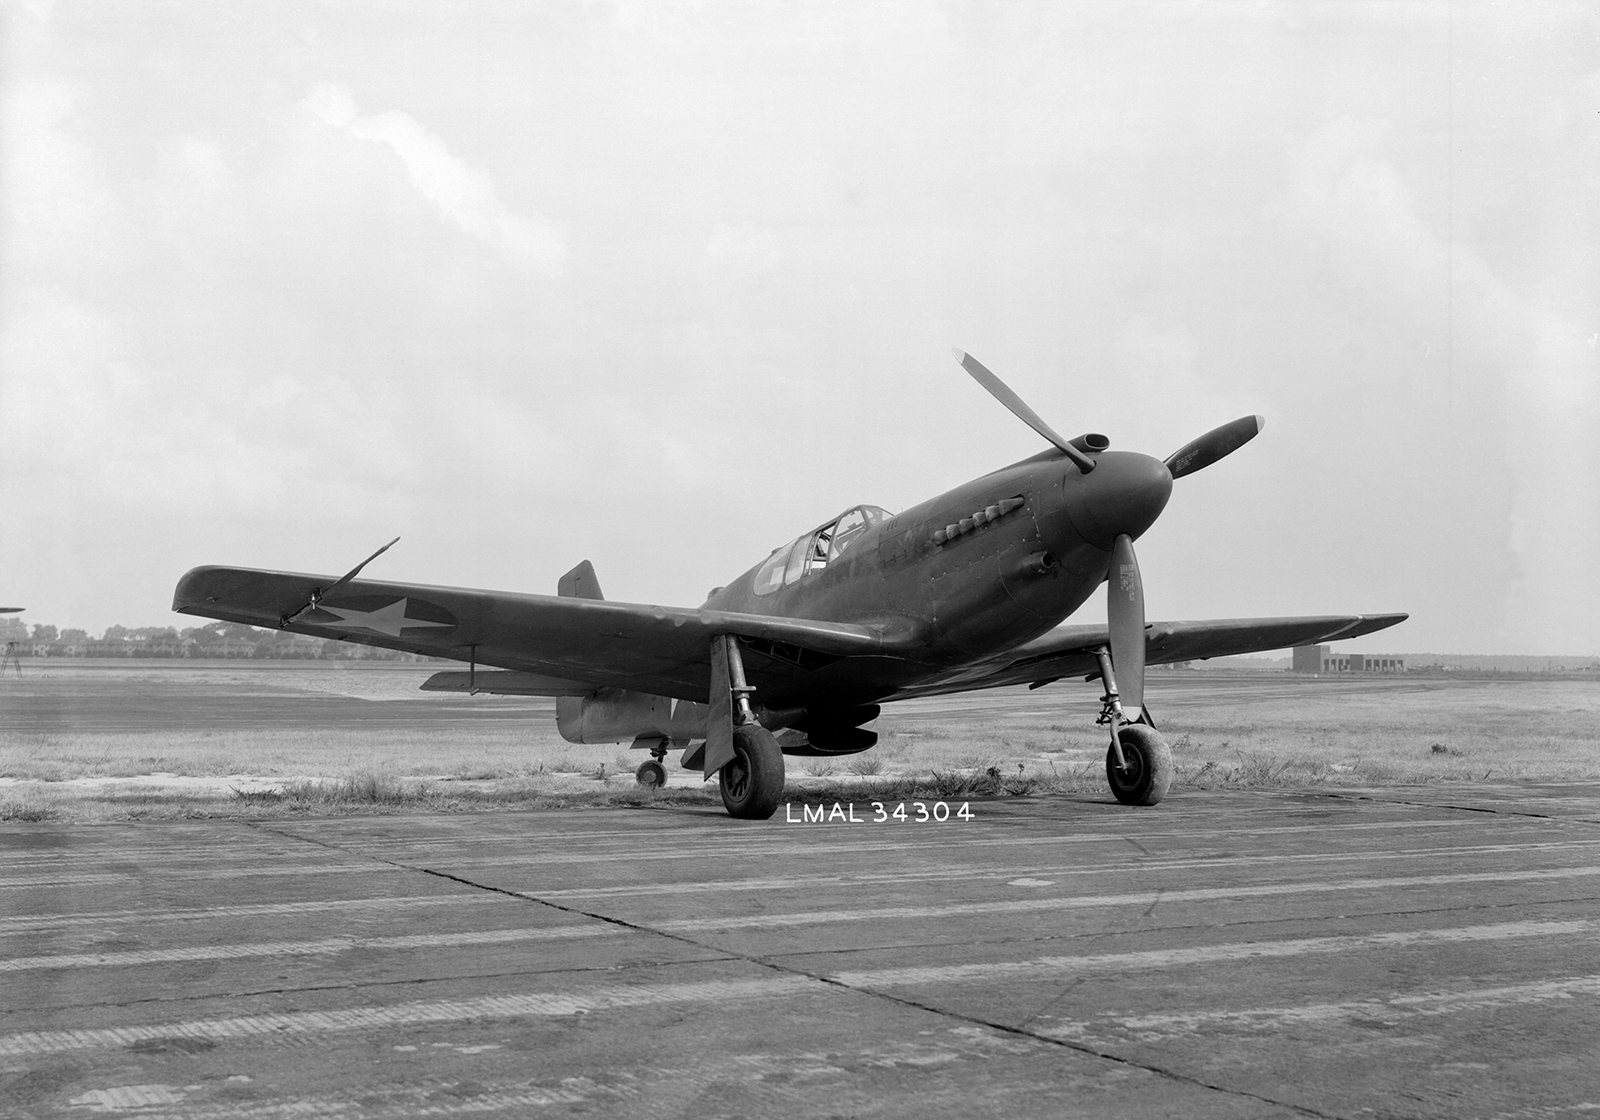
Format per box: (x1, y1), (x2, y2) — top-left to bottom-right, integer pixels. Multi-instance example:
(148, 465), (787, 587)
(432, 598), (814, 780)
(954, 349), (1264, 483)
(1164, 414), (1265, 479)
(949, 350), (1267, 735)
(953, 350), (1097, 473)
(280, 537), (401, 627)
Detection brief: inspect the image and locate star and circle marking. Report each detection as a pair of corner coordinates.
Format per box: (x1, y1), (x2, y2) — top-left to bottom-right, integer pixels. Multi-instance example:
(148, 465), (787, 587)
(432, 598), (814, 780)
(311, 599), (454, 639)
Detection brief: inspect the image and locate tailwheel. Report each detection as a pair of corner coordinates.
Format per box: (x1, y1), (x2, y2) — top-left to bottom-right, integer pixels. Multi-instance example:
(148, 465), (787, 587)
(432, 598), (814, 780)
(719, 724), (785, 820)
(1106, 724), (1173, 806)
(635, 759), (668, 789)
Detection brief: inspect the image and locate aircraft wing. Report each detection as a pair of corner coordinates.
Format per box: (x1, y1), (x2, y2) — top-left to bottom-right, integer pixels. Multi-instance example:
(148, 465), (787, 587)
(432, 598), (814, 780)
(172, 565), (925, 702)
(883, 613), (1409, 700)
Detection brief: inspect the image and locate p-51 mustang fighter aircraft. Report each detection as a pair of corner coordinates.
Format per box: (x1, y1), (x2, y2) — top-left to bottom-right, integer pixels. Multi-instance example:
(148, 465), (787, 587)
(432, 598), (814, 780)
(173, 352), (1404, 819)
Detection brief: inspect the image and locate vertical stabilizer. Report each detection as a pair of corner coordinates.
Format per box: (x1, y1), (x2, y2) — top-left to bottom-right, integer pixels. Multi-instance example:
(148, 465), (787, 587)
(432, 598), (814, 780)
(558, 560), (604, 600)
(556, 559), (605, 742)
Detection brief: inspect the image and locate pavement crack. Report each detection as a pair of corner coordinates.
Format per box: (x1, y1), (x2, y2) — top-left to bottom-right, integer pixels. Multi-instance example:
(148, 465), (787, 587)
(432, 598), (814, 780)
(1011, 976), (1086, 1032)
(791, 972), (1348, 1119)
(241, 819), (749, 965)
(1316, 792), (1600, 827)
(240, 819), (1348, 1119)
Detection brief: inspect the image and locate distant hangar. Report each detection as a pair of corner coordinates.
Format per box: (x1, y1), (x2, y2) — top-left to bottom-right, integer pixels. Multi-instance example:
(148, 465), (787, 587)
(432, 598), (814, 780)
(1292, 645), (1404, 674)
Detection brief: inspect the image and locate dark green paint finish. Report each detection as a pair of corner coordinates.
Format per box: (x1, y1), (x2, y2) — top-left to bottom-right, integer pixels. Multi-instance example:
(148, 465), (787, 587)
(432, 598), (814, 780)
(172, 364), (1403, 737)
(171, 437), (1399, 714)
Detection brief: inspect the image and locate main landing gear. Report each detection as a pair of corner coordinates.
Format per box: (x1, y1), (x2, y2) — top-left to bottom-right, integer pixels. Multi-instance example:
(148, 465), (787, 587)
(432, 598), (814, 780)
(1094, 646), (1172, 806)
(708, 634), (785, 820)
(1107, 724), (1172, 806)
(719, 723), (784, 818)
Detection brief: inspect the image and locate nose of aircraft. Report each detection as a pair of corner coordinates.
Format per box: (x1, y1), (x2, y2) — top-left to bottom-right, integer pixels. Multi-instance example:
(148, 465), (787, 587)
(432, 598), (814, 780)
(1060, 450), (1174, 550)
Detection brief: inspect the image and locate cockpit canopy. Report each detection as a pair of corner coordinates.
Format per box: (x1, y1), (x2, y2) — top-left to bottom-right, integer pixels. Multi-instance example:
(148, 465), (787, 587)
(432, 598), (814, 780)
(753, 505), (891, 595)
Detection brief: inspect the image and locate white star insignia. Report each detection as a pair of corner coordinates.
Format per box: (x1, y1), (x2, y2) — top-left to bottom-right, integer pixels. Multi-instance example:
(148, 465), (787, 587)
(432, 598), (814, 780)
(315, 599), (453, 639)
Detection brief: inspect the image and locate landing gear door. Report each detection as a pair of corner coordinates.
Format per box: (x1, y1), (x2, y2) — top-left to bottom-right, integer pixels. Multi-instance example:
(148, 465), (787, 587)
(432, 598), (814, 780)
(703, 636), (736, 776)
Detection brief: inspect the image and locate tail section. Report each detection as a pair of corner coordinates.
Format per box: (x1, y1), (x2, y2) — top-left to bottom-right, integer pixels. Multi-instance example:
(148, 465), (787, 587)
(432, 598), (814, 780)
(558, 560), (604, 601)
(557, 560), (660, 744)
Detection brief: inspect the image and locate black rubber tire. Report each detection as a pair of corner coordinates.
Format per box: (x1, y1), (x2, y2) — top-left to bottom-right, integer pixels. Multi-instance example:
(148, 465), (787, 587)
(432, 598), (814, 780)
(719, 724), (785, 819)
(1106, 724), (1173, 806)
(635, 760), (668, 789)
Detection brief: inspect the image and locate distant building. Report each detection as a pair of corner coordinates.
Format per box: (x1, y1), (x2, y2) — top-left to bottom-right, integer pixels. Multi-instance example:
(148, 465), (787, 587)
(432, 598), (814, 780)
(1291, 645), (1322, 673)
(1292, 645), (1404, 673)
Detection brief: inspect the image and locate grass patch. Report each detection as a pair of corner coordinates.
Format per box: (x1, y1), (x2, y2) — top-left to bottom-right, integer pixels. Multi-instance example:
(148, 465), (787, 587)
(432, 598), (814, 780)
(4, 667), (1598, 822)
(279, 771), (415, 804)
(217, 777), (725, 818)
(0, 797), (59, 822)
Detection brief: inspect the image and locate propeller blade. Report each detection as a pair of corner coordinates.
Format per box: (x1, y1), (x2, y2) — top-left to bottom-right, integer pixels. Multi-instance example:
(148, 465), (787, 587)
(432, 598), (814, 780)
(1164, 415), (1265, 479)
(322, 536), (401, 601)
(1108, 534), (1145, 719)
(280, 537), (401, 626)
(952, 350), (1097, 473)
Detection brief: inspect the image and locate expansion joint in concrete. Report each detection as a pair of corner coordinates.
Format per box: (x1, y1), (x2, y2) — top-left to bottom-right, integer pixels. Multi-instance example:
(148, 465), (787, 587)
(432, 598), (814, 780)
(239, 819), (1349, 1120)
(806, 980), (1348, 1120)
(1317, 791), (1600, 827)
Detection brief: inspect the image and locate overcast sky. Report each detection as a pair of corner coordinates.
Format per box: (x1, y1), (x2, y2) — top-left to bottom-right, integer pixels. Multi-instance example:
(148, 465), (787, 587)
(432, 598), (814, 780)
(2, 1), (1596, 654)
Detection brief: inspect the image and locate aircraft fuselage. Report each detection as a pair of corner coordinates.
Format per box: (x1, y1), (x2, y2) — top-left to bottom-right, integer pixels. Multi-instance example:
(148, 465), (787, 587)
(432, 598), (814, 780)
(705, 448), (1173, 677)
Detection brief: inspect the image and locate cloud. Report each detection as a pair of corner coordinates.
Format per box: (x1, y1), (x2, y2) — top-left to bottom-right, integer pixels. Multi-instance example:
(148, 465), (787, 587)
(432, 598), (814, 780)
(1282, 116), (1599, 649)
(304, 83), (564, 278)
(700, 221), (782, 283)
(2, 4), (1594, 649)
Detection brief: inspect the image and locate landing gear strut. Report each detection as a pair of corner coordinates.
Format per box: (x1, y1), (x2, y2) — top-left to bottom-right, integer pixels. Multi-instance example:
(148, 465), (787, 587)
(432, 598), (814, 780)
(1093, 647), (1172, 806)
(709, 634), (784, 820)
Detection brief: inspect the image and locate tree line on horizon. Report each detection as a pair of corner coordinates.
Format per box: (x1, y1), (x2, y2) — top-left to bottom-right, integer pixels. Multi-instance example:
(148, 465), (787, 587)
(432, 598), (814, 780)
(0, 617), (432, 661)
(2, 617), (1594, 672)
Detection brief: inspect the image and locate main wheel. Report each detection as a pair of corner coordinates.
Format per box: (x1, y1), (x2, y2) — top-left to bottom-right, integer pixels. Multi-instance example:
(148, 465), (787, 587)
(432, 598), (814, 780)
(1106, 724), (1173, 807)
(635, 759), (668, 789)
(719, 724), (785, 820)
